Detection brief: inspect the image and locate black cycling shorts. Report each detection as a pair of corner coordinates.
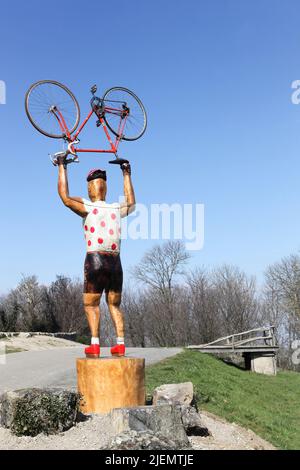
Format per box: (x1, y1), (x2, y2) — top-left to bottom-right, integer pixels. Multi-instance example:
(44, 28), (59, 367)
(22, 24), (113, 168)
(83, 252), (123, 294)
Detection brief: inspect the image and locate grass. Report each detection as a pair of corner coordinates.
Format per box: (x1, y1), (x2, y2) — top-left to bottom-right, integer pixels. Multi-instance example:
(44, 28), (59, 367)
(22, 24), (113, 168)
(146, 349), (300, 450)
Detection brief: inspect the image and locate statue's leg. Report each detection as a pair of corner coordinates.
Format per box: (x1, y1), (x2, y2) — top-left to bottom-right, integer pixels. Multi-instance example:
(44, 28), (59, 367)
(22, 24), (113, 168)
(83, 252), (105, 341)
(106, 290), (125, 338)
(83, 293), (101, 337)
(106, 253), (124, 342)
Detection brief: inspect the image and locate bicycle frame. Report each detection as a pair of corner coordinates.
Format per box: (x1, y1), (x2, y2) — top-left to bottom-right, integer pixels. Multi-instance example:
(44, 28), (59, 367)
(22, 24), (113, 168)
(52, 103), (129, 157)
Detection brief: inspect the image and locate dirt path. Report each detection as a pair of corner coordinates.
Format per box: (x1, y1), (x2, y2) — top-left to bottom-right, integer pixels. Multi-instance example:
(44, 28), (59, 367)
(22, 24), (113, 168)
(190, 410), (276, 450)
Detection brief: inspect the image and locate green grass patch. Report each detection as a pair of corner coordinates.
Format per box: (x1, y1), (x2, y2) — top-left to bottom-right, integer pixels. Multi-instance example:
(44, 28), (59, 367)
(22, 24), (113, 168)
(146, 350), (300, 450)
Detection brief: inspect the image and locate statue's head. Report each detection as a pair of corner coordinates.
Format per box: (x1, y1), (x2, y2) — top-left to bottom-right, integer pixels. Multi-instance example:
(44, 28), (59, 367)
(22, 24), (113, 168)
(87, 169), (107, 202)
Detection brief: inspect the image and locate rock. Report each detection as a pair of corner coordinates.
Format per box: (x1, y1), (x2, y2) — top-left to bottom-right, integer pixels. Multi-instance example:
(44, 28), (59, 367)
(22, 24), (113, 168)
(108, 430), (190, 450)
(152, 382), (194, 407)
(110, 404), (189, 447)
(0, 388), (79, 436)
(151, 383), (210, 436)
(179, 405), (210, 436)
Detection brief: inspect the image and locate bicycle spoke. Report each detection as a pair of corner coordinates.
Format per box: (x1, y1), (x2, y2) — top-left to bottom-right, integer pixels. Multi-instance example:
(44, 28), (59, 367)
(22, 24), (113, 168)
(26, 81), (80, 138)
(102, 87), (146, 141)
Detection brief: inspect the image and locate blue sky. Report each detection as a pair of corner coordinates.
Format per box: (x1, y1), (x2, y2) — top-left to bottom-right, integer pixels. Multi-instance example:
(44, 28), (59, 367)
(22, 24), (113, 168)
(1, 0), (300, 293)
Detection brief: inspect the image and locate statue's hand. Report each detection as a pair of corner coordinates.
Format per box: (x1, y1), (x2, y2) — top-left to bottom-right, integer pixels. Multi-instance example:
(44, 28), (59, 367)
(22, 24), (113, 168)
(121, 162), (131, 175)
(56, 154), (67, 166)
(52, 151), (68, 167)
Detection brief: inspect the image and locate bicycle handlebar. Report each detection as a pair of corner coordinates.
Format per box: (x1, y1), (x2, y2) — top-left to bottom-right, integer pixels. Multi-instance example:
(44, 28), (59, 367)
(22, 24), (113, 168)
(50, 139), (80, 166)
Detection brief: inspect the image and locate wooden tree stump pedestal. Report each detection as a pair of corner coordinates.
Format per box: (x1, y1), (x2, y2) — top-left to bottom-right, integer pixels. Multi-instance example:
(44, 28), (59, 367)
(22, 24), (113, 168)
(76, 357), (145, 414)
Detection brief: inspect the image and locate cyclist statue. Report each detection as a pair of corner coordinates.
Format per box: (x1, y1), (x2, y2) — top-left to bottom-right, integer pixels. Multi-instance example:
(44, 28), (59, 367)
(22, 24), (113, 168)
(56, 156), (135, 358)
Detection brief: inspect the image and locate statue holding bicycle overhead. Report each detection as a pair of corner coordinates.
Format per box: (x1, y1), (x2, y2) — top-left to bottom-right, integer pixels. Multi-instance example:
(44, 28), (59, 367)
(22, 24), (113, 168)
(56, 159), (135, 357)
(25, 81), (146, 357)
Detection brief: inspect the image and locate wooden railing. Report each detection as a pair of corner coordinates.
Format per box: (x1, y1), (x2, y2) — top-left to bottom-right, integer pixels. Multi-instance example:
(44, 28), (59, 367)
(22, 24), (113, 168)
(188, 326), (278, 352)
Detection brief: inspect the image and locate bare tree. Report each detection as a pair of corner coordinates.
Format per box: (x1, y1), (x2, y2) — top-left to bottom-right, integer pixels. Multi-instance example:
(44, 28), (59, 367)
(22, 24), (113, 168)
(132, 240), (190, 299)
(263, 254), (300, 368)
(186, 268), (221, 344)
(0, 296), (8, 331)
(131, 241), (191, 346)
(1, 293), (19, 331)
(2, 276), (48, 331)
(122, 288), (146, 347)
(212, 265), (259, 335)
(264, 254), (300, 321)
(46, 275), (86, 333)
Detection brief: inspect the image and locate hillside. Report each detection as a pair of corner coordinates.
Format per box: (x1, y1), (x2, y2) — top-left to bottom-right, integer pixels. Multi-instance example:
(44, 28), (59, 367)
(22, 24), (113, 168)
(146, 350), (300, 450)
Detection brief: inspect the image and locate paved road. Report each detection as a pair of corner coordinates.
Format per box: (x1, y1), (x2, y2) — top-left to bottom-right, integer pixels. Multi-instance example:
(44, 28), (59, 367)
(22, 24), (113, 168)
(0, 347), (182, 393)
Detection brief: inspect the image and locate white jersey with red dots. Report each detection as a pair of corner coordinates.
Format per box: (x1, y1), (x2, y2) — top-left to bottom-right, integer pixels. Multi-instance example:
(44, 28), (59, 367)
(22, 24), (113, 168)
(82, 199), (121, 254)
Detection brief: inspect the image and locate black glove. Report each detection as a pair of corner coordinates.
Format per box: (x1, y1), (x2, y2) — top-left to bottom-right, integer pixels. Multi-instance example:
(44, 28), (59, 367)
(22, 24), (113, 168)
(54, 152), (77, 168)
(108, 158), (131, 174)
(121, 162), (131, 175)
(57, 155), (67, 166)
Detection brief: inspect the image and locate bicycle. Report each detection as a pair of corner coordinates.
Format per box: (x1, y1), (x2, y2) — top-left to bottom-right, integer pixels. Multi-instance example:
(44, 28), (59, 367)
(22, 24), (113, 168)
(25, 80), (147, 166)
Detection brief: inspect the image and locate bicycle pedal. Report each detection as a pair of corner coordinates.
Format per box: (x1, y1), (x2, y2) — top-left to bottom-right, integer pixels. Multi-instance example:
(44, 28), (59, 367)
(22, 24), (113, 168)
(109, 158), (129, 165)
(96, 119), (102, 127)
(91, 84), (97, 95)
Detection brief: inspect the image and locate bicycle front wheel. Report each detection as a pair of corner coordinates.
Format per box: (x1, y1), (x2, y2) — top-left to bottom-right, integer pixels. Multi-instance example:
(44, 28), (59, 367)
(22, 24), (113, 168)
(25, 80), (80, 139)
(102, 87), (147, 141)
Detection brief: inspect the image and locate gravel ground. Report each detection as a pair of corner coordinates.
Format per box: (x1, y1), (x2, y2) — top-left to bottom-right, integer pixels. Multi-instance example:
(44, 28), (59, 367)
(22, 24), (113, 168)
(190, 411), (276, 450)
(0, 410), (275, 450)
(0, 414), (113, 450)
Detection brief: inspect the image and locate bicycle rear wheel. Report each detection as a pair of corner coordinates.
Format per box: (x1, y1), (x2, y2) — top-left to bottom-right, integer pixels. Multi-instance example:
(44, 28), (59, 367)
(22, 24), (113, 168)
(102, 87), (147, 141)
(25, 80), (80, 139)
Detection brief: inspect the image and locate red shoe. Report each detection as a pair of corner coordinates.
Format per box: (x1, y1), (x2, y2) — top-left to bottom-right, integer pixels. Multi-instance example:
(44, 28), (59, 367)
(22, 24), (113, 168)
(111, 344), (125, 357)
(84, 344), (100, 358)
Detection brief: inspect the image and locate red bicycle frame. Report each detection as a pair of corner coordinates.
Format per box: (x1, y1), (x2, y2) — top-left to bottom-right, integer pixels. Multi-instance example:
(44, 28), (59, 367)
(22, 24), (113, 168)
(53, 104), (128, 157)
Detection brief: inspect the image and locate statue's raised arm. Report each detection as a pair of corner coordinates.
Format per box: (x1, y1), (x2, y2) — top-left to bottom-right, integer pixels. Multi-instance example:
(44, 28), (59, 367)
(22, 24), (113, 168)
(57, 156), (88, 218)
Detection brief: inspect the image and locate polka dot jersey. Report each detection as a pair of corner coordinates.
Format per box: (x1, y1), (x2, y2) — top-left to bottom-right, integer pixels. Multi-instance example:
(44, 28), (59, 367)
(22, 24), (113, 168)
(82, 199), (121, 254)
